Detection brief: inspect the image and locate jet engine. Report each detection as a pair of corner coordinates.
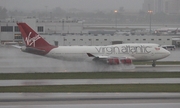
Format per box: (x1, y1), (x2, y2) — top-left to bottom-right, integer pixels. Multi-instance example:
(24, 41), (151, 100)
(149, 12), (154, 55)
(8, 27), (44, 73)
(107, 57), (132, 65)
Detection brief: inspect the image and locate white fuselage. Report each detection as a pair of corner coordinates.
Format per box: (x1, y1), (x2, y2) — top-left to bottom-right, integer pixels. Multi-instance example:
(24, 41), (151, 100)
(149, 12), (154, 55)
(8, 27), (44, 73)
(156, 28), (178, 33)
(47, 43), (170, 61)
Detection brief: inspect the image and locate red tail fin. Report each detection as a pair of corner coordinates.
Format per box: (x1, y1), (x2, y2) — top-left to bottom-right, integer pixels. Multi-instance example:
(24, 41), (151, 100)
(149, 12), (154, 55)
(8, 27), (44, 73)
(17, 23), (56, 54)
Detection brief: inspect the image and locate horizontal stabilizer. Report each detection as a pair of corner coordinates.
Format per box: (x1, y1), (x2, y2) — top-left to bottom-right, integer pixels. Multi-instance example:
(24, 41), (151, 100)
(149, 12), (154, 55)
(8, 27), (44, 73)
(11, 45), (22, 49)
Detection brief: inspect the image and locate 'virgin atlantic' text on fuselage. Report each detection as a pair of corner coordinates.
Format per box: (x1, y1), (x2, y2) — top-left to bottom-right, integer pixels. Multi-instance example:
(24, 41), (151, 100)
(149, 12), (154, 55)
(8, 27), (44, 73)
(95, 45), (152, 54)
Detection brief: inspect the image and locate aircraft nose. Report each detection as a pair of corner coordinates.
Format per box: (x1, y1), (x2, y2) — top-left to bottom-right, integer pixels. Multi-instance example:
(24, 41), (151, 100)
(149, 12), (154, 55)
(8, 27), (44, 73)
(165, 50), (171, 57)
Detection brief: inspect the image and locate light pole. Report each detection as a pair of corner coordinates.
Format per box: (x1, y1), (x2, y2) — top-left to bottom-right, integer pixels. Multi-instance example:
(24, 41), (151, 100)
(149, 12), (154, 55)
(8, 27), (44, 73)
(82, 21), (83, 33)
(148, 10), (153, 35)
(62, 19), (64, 31)
(45, 6), (48, 18)
(50, 12), (52, 20)
(114, 10), (118, 31)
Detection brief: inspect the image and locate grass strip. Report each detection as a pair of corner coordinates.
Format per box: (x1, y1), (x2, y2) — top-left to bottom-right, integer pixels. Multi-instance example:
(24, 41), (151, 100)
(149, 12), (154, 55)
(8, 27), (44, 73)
(0, 72), (180, 80)
(0, 84), (180, 92)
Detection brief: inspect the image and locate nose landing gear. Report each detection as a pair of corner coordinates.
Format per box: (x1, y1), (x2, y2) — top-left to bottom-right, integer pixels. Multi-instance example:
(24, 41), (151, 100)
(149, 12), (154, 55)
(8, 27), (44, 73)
(152, 60), (156, 67)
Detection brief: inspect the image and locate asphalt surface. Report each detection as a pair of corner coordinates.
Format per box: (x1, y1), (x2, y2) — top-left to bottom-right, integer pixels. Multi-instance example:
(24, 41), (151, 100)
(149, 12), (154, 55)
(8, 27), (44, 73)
(0, 93), (180, 107)
(1, 103), (180, 108)
(0, 78), (180, 86)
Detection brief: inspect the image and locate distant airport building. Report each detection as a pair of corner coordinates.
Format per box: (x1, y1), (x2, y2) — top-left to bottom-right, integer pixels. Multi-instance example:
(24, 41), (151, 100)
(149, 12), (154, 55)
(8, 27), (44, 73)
(0, 17), (173, 46)
(143, 0), (164, 13)
(41, 35), (172, 46)
(165, 0), (180, 14)
(142, 0), (180, 14)
(0, 17), (85, 42)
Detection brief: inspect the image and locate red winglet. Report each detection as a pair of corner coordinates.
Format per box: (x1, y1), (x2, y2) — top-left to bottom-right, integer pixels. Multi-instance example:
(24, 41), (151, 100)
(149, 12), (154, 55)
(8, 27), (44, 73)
(87, 53), (95, 57)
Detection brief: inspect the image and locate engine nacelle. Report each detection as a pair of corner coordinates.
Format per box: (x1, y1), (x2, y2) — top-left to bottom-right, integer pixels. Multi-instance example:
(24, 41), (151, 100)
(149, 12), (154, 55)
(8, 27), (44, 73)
(107, 58), (132, 65)
(120, 58), (132, 64)
(107, 58), (120, 65)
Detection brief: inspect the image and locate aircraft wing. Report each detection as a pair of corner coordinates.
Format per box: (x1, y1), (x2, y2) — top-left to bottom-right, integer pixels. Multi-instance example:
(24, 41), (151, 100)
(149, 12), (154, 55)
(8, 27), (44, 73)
(87, 53), (133, 65)
(87, 53), (134, 59)
(87, 53), (109, 59)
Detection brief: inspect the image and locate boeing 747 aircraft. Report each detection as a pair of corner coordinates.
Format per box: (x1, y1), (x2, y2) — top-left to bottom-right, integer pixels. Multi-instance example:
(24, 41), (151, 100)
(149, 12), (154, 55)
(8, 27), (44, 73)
(17, 23), (170, 67)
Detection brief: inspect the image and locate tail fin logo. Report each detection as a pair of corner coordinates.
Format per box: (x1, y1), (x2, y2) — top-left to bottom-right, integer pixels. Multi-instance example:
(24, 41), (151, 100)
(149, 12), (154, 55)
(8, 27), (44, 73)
(25, 32), (41, 47)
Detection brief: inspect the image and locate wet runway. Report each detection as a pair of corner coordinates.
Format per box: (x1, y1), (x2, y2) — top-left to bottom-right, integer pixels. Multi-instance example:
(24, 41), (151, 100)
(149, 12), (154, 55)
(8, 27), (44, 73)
(0, 46), (180, 73)
(130, 65), (180, 72)
(1, 103), (180, 108)
(0, 78), (180, 86)
(0, 93), (180, 107)
(0, 46), (180, 107)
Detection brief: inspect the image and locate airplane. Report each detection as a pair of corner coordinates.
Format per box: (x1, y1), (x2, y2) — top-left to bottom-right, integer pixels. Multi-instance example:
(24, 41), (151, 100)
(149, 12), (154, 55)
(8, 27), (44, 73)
(16, 22), (171, 67)
(155, 27), (179, 35)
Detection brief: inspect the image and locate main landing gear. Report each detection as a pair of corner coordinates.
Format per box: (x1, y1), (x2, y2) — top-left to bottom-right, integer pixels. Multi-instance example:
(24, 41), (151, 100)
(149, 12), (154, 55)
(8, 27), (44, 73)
(152, 60), (156, 67)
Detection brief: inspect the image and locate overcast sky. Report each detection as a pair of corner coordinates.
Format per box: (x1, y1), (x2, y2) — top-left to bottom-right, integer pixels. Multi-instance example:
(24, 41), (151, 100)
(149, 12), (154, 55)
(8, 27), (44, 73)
(0, 0), (143, 11)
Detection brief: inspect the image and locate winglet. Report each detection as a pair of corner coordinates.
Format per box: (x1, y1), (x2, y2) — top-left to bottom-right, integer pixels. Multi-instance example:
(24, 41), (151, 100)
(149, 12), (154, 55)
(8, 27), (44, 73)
(87, 53), (95, 57)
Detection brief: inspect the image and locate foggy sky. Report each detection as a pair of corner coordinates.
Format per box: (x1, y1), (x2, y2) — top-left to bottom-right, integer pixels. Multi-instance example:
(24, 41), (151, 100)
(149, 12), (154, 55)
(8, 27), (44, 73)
(0, 0), (143, 11)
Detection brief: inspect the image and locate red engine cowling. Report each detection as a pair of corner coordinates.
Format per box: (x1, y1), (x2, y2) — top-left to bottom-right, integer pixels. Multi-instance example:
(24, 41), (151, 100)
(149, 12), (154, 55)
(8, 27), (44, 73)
(107, 58), (120, 65)
(107, 58), (132, 65)
(120, 58), (132, 64)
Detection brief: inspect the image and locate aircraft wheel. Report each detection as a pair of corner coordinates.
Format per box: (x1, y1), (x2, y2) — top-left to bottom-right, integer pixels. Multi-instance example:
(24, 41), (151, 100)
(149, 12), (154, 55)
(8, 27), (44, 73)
(152, 63), (156, 67)
(152, 60), (156, 67)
